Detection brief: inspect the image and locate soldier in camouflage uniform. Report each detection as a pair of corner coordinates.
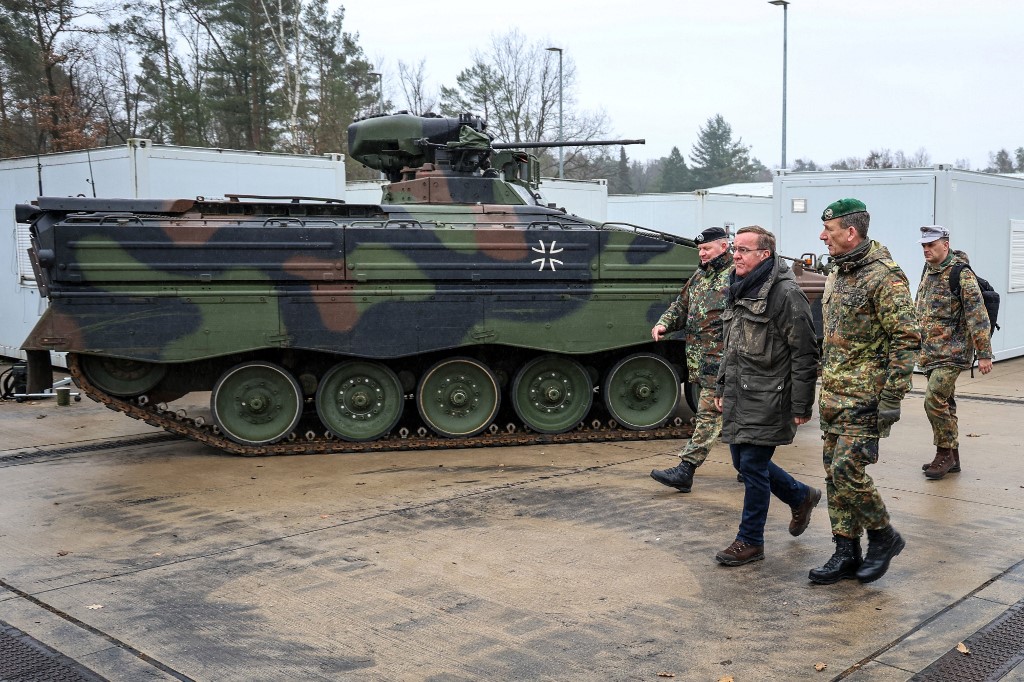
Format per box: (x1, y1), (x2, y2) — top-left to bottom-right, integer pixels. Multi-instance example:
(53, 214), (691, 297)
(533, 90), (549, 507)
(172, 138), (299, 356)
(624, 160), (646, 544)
(915, 225), (993, 480)
(650, 227), (732, 493)
(810, 199), (921, 586)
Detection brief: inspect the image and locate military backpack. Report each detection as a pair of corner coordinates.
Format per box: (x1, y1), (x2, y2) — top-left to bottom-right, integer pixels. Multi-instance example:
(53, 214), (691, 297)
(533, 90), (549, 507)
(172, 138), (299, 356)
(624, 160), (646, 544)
(949, 263), (1000, 334)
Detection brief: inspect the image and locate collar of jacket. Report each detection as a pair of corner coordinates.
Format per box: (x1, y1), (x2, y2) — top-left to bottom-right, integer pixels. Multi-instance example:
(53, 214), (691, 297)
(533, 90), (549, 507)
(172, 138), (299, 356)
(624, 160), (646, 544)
(731, 256), (792, 314)
(699, 250), (732, 275)
(835, 239), (884, 273)
(925, 251), (956, 274)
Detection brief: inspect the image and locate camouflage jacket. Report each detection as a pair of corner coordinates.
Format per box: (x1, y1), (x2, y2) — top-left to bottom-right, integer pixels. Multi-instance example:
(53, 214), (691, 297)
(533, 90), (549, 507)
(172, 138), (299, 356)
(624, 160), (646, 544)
(657, 251), (732, 384)
(819, 240), (921, 437)
(916, 253), (993, 371)
(716, 256), (819, 446)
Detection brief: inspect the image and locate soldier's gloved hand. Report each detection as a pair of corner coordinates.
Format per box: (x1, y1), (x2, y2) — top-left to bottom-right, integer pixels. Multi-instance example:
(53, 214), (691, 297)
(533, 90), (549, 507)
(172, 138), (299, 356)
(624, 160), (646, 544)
(876, 392), (902, 431)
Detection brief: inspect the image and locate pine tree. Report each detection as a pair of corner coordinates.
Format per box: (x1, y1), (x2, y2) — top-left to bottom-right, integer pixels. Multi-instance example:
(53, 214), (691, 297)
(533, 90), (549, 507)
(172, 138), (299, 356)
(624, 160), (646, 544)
(688, 114), (758, 189)
(613, 147), (634, 194)
(987, 149), (1014, 173)
(657, 146), (690, 192)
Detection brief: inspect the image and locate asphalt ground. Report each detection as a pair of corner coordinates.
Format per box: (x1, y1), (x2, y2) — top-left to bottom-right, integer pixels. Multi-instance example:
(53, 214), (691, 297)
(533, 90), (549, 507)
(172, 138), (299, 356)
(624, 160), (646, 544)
(1, 358), (1023, 681)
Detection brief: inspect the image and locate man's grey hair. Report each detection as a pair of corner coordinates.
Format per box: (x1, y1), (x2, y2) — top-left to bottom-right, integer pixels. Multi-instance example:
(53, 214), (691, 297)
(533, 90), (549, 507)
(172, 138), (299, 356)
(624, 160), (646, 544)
(840, 212), (870, 239)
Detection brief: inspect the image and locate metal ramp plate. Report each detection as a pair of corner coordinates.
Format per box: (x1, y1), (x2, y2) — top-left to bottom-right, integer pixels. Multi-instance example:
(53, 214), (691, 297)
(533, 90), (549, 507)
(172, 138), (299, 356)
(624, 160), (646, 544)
(0, 620), (106, 681)
(912, 599), (1024, 681)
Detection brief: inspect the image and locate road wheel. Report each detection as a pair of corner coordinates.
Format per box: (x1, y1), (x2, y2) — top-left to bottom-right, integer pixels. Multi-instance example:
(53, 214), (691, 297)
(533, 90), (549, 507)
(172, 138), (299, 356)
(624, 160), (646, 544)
(511, 355), (593, 434)
(211, 361), (303, 445)
(316, 362), (404, 442)
(417, 357), (500, 438)
(79, 354), (167, 397)
(603, 353), (680, 429)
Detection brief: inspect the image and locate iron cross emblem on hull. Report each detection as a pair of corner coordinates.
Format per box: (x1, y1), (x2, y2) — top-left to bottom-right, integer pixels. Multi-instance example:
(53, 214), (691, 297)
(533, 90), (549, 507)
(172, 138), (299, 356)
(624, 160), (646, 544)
(531, 239), (564, 271)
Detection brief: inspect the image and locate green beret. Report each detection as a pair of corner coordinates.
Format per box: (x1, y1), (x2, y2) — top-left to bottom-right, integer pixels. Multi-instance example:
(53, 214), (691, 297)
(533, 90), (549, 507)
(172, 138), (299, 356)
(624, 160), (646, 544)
(821, 198), (867, 221)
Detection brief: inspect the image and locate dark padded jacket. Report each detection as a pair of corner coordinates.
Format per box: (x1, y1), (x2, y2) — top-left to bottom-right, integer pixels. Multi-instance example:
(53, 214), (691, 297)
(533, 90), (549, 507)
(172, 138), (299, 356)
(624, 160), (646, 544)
(716, 255), (819, 446)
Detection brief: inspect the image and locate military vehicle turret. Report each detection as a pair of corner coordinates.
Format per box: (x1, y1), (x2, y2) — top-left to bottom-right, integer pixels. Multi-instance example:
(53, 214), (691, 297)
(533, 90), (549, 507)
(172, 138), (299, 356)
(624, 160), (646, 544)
(17, 113), (706, 454)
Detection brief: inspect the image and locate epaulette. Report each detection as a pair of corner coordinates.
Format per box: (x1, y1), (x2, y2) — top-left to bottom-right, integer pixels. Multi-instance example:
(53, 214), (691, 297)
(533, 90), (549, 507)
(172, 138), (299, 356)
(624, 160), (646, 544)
(879, 258), (902, 273)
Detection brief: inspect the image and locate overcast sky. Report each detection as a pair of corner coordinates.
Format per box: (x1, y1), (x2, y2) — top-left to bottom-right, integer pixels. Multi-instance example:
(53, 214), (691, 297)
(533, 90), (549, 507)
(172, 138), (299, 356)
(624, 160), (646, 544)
(342, 0), (1023, 171)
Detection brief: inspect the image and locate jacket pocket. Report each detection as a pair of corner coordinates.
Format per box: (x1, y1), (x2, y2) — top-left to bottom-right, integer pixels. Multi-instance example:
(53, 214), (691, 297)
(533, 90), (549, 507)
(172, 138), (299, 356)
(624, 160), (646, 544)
(839, 287), (875, 341)
(733, 313), (771, 357)
(736, 374), (787, 426)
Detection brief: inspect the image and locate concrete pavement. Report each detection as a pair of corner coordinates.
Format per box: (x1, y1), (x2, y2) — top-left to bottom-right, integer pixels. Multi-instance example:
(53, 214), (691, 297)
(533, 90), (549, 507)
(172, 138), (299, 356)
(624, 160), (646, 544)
(1, 358), (1022, 680)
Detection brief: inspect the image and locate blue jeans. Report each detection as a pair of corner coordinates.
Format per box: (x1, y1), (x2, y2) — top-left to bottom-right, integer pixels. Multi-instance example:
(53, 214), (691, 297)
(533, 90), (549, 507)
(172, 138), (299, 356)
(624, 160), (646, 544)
(730, 443), (809, 546)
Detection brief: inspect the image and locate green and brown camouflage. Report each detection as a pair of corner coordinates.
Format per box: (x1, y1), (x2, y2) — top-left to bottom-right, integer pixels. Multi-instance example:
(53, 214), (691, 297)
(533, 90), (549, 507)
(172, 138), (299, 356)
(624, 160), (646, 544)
(823, 433), (891, 538)
(819, 240), (921, 438)
(915, 251), (993, 371)
(18, 113), (698, 450)
(656, 250), (732, 386)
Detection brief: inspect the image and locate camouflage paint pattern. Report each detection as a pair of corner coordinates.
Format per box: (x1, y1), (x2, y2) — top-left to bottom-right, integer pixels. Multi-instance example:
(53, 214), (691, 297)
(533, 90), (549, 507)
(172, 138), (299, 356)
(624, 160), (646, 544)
(915, 253), (993, 371)
(678, 384), (722, 466)
(656, 251), (732, 384)
(819, 241), (921, 438)
(23, 198), (696, 365)
(924, 365), (960, 448)
(822, 433), (890, 538)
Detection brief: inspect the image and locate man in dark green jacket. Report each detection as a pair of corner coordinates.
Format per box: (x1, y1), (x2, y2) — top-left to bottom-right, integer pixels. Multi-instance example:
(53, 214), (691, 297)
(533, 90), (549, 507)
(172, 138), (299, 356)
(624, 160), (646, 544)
(712, 226), (821, 567)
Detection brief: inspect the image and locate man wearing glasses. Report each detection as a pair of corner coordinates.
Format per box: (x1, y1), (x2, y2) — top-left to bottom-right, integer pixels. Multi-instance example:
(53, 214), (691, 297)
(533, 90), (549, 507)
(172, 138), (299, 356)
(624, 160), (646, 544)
(811, 199), (920, 585)
(711, 226), (821, 567)
(650, 226), (733, 493)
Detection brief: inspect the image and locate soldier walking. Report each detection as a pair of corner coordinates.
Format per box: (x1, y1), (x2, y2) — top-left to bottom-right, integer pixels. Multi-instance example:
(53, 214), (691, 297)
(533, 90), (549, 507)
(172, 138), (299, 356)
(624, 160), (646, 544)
(810, 199), (921, 585)
(712, 226), (821, 567)
(650, 227), (732, 493)
(915, 225), (993, 479)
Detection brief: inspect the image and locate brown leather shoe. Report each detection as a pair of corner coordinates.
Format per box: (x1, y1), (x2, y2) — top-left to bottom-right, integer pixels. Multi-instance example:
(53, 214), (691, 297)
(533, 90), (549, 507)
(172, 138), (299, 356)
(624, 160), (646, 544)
(925, 447), (957, 479)
(715, 540), (764, 566)
(789, 487), (822, 537)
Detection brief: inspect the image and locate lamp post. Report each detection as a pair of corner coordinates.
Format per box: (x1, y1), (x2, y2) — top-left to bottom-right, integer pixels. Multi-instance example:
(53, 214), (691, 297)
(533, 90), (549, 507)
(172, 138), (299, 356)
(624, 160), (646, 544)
(769, 0), (789, 169)
(545, 46), (564, 178)
(369, 72), (383, 115)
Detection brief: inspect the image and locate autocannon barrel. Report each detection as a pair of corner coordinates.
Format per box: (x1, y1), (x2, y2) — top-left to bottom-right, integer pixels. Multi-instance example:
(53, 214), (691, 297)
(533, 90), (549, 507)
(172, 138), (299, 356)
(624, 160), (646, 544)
(493, 139), (645, 149)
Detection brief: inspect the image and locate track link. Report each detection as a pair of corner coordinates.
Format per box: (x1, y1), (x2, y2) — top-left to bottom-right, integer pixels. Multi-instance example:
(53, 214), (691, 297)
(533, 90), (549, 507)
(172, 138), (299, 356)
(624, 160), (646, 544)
(68, 355), (693, 456)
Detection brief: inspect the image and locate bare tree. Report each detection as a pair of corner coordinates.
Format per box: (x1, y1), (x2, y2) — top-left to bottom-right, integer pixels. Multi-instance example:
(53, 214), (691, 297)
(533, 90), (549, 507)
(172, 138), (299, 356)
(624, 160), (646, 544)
(259, 0), (304, 151)
(440, 28), (609, 178)
(397, 59), (437, 115)
(893, 147), (931, 168)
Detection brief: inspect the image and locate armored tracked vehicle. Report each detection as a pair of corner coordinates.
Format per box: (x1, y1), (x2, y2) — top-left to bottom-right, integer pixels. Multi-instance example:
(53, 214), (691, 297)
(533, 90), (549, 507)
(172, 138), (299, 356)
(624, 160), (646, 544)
(18, 113), (705, 454)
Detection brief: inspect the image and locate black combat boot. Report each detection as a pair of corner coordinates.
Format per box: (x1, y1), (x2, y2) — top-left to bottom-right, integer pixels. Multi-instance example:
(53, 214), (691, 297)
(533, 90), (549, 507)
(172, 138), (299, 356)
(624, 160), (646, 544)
(808, 535), (862, 585)
(856, 525), (905, 584)
(650, 461), (696, 492)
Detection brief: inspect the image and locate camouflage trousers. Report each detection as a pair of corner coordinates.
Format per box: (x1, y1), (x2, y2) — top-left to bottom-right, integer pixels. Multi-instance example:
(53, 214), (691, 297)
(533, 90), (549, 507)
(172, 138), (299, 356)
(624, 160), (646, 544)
(679, 383), (722, 466)
(823, 433), (890, 538)
(924, 366), (960, 448)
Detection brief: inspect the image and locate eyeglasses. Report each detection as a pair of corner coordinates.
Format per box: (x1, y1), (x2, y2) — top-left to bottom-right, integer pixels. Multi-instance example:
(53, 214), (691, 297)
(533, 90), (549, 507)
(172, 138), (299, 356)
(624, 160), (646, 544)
(733, 247), (769, 255)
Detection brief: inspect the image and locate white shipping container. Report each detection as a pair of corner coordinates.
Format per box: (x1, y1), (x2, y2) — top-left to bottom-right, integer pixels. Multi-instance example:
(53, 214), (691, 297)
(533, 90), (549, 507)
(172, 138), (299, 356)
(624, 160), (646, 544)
(773, 167), (1024, 361)
(2, 141), (345, 363)
(607, 187), (772, 239)
(344, 177), (609, 223)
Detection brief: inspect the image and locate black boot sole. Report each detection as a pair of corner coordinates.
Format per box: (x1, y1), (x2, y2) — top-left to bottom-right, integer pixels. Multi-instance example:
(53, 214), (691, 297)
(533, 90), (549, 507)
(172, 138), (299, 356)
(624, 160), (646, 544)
(808, 564), (861, 585)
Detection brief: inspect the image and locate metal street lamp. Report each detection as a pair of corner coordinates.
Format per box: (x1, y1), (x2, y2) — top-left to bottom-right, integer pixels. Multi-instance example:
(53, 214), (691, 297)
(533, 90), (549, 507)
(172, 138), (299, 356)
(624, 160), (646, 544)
(369, 72), (383, 115)
(546, 46), (564, 179)
(769, 0), (789, 169)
